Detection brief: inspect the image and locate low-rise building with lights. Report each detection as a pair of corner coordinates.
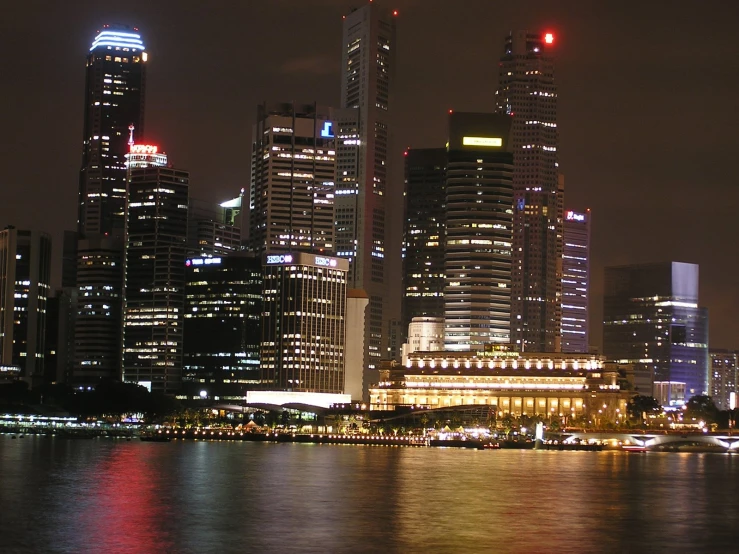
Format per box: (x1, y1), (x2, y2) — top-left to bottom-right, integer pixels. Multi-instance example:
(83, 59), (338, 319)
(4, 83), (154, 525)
(370, 347), (629, 419)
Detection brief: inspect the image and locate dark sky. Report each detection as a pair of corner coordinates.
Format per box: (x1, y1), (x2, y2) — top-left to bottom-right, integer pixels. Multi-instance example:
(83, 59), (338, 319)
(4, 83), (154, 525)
(2, 0), (739, 349)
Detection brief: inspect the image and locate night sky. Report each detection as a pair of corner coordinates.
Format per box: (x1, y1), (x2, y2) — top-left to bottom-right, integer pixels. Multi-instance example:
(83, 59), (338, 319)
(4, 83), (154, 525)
(2, 1), (738, 349)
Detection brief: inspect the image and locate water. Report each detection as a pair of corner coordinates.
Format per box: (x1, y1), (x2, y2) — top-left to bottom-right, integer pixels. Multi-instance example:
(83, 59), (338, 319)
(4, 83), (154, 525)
(1, 436), (738, 553)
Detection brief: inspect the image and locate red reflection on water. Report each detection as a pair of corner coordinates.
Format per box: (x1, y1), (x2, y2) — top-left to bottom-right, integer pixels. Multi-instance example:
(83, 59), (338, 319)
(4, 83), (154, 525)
(79, 444), (175, 553)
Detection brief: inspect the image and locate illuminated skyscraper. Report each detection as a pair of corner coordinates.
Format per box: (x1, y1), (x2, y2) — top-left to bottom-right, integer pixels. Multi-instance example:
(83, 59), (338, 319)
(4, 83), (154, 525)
(184, 253), (262, 397)
(338, 4), (398, 384)
(0, 227), (52, 386)
(248, 103), (336, 255)
(603, 262), (709, 406)
(122, 147), (189, 393)
(402, 148), (446, 333)
(260, 253), (348, 393)
(561, 209), (590, 352)
(78, 25), (147, 237)
(496, 30), (562, 352)
(188, 197), (242, 258)
(443, 113), (514, 351)
(709, 350), (738, 411)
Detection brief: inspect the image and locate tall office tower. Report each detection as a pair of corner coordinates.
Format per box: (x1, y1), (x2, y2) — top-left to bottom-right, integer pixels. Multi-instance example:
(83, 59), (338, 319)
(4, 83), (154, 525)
(444, 113), (514, 351)
(71, 236), (123, 385)
(261, 253), (348, 393)
(188, 197), (242, 258)
(122, 148), (189, 394)
(78, 25), (147, 237)
(338, 5), (398, 377)
(248, 103), (336, 255)
(45, 288), (75, 384)
(402, 148), (446, 334)
(496, 30), (562, 353)
(184, 253), (262, 398)
(561, 209), (591, 352)
(0, 227), (52, 386)
(709, 349), (738, 411)
(603, 262), (709, 406)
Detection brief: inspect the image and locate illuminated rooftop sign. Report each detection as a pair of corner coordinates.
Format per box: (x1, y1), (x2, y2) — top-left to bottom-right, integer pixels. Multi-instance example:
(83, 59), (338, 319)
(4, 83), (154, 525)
(266, 254), (293, 265)
(90, 29), (145, 52)
(130, 144), (158, 154)
(462, 136), (503, 147)
(320, 121), (334, 138)
(186, 257), (222, 267)
(565, 211), (586, 222)
(265, 253), (349, 270)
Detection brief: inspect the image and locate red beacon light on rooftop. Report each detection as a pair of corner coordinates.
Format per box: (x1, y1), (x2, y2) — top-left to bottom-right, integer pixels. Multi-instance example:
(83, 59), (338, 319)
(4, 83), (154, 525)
(393, 10), (398, 16)
(544, 32), (555, 45)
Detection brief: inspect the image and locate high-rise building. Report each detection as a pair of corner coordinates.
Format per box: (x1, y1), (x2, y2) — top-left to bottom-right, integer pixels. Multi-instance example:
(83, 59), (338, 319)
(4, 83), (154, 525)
(496, 30), (562, 353)
(122, 147), (188, 394)
(260, 252), (348, 393)
(345, 289), (369, 401)
(248, 102), (336, 255)
(709, 349), (737, 411)
(184, 253), (262, 398)
(72, 235), (123, 385)
(45, 288), (76, 384)
(338, 5), (398, 377)
(603, 262), (709, 406)
(0, 227), (52, 386)
(443, 113), (514, 351)
(188, 197), (242, 258)
(561, 209), (590, 352)
(78, 25), (147, 237)
(402, 148), (446, 334)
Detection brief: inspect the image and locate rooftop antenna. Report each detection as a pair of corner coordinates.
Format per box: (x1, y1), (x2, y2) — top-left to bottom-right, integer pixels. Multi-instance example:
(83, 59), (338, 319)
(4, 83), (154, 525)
(128, 124), (135, 149)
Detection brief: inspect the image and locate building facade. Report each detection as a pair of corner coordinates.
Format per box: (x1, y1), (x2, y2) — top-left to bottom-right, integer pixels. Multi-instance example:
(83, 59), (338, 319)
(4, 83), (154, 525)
(444, 113), (514, 351)
(183, 253), (262, 399)
(249, 103), (336, 255)
(496, 30), (562, 353)
(370, 348), (628, 419)
(709, 349), (737, 411)
(260, 253), (348, 393)
(402, 148), (446, 334)
(603, 262), (709, 406)
(338, 5), (398, 375)
(72, 235), (123, 385)
(561, 209), (590, 352)
(0, 227), (52, 386)
(122, 156), (189, 393)
(188, 197), (242, 258)
(403, 317), (444, 357)
(78, 25), (147, 238)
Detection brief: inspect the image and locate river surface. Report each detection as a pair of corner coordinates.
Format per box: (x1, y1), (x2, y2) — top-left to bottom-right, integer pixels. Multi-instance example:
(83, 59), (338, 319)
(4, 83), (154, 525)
(1, 436), (738, 553)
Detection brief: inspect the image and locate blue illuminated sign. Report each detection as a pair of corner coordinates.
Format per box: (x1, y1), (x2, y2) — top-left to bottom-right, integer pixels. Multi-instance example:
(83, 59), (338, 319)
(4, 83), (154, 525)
(320, 121), (334, 138)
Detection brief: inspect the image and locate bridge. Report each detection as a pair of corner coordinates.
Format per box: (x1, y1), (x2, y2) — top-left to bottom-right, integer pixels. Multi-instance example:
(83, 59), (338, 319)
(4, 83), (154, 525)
(550, 430), (739, 451)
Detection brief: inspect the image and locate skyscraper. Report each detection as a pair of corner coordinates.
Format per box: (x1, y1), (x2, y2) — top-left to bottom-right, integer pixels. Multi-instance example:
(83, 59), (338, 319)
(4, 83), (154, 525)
(709, 349), (737, 411)
(72, 25), (147, 387)
(73, 235), (123, 385)
(260, 253), (348, 393)
(338, 5), (398, 377)
(0, 227), (52, 386)
(444, 113), (514, 351)
(603, 262), (709, 406)
(188, 197), (242, 258)
(78, 25), (147, 237)
(184, 253), (262, 398)
(496, 30), (562, 353)
(122, 147), (189, 393)
(402, 148), (446, 333)
(248, 103), (336, 255)
(561, 209), (590, 352)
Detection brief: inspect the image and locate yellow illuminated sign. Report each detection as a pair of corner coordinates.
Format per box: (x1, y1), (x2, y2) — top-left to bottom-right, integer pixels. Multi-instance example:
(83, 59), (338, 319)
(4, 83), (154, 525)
(463, 136), (503, 147)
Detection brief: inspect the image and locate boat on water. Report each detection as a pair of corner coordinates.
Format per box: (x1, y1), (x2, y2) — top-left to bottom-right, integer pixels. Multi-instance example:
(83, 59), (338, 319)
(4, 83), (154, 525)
(140, 434), (171, 442)
(622, 445), (648, 453)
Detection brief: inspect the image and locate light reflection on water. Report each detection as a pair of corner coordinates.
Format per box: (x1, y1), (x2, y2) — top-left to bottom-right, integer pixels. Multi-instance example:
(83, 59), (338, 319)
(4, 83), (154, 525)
(1, 437), (738, 553)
